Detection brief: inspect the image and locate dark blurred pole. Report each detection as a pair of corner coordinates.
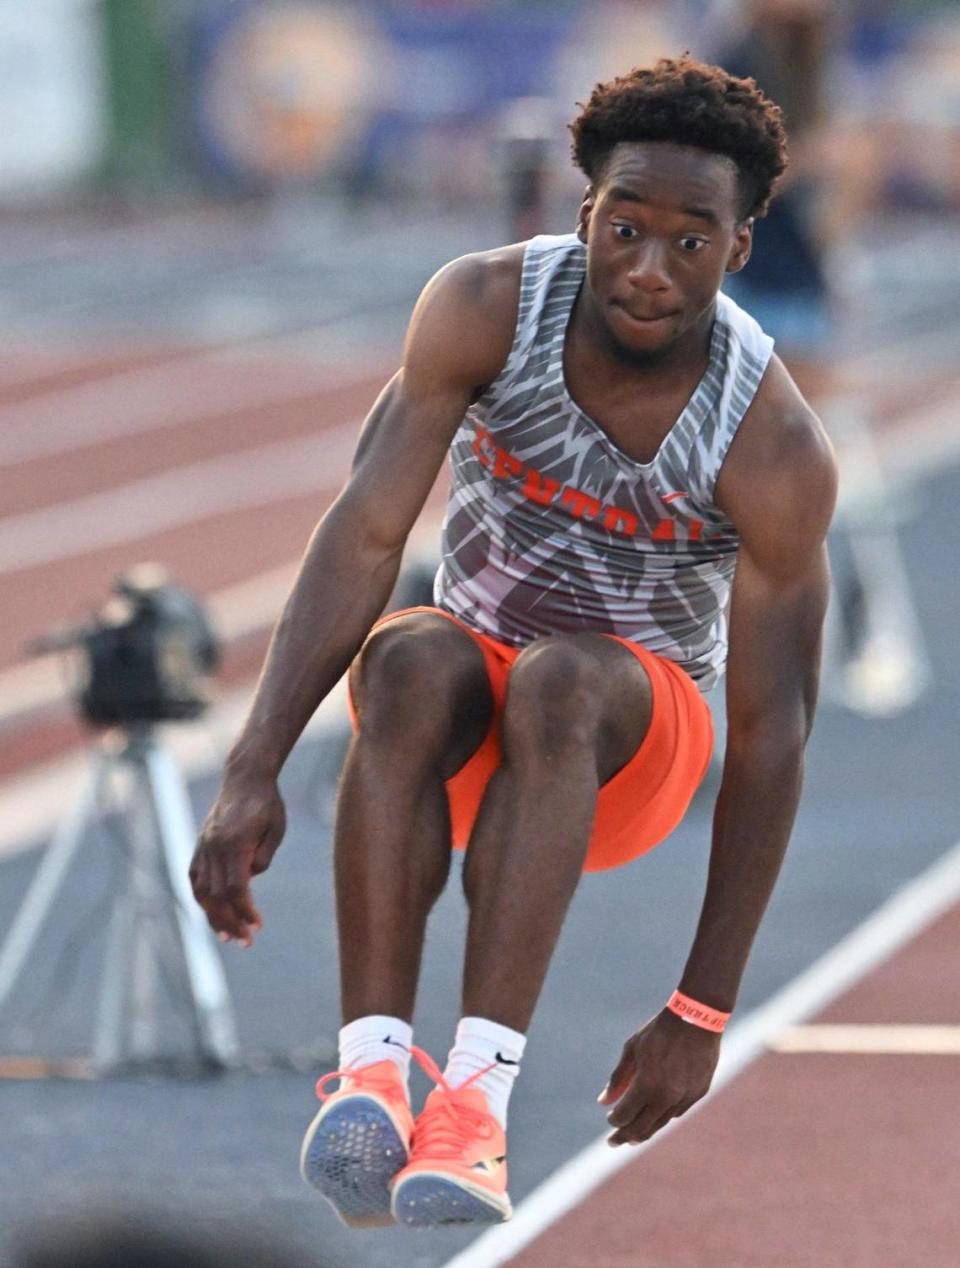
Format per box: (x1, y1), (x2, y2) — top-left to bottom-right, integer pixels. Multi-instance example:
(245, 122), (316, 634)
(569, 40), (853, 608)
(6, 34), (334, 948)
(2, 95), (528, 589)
(99, 0), (176, 196)
(499, 97), (554, 242)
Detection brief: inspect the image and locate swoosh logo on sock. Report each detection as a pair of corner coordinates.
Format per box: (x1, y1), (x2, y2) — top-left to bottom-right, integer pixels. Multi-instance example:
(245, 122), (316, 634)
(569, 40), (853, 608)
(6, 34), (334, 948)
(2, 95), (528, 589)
(382, 1035), (409, 1049)
(496, 1051), (519, 1066)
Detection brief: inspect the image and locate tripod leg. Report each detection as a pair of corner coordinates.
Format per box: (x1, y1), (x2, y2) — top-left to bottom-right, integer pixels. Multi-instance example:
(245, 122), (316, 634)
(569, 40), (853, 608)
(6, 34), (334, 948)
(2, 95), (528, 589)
(126, 763), (165, 1061)
(0, 757), (111, 1019)
(93, 857), (135, 1072)
(142, 740), (239, 1065)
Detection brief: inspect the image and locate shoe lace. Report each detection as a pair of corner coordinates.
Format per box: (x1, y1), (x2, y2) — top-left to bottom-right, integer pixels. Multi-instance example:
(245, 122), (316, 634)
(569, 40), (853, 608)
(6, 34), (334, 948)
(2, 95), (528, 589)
(314, 1062), (403, 1103)
(409, 1045), (497, 1159)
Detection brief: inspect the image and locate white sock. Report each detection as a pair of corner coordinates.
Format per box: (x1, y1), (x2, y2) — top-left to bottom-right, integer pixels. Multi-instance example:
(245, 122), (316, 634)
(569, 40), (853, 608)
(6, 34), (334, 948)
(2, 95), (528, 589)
(442, 1017), (527, 1127)
(338, 1015), (412, 1092)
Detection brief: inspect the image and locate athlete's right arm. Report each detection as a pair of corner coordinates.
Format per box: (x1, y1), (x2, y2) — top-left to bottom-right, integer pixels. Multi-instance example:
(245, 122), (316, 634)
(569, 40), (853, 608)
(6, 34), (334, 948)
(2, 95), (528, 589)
(190, 247), (521, 944)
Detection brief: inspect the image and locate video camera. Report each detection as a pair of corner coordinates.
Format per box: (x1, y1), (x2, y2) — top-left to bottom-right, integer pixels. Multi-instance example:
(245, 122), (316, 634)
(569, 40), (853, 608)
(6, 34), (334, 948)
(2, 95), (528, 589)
(29, 566), (220, 726)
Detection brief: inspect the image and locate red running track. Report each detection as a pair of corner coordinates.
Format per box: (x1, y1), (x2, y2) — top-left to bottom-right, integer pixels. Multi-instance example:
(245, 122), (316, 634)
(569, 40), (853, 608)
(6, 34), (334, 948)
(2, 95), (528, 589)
(507, 902), (960, 1268)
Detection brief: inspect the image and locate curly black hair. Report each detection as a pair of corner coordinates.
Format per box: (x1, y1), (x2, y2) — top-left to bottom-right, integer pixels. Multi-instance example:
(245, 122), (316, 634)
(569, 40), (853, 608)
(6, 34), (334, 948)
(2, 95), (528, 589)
(569, 56), (788, 219)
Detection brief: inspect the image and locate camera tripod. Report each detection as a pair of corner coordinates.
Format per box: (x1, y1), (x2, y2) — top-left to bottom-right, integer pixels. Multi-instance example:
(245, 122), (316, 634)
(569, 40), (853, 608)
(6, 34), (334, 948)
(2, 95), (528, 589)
(0, 725), (239, 1076)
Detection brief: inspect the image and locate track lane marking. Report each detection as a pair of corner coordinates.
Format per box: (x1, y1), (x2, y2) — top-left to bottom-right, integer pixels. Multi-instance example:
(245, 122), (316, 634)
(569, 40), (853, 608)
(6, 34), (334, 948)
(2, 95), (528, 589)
(441, 836), (960, 1268)
(0, 345), (171, 394)
(769, 1024), (960, 1055)
(0, 423), (362, 573)
(0, 354), (385, 466)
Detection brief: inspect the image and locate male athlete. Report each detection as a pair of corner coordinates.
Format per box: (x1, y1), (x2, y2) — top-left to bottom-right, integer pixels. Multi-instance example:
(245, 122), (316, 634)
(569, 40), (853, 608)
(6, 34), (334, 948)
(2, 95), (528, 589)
(190, 58), (837, 1229)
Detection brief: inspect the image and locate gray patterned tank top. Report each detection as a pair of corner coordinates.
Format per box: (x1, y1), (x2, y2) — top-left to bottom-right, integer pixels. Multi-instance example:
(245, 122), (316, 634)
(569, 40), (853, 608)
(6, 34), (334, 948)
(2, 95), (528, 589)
(434, 233), (774, 691)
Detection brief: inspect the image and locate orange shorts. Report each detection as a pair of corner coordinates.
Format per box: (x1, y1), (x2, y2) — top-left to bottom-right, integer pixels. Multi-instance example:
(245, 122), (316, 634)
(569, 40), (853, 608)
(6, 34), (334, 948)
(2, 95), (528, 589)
(348, 606), (714, 873)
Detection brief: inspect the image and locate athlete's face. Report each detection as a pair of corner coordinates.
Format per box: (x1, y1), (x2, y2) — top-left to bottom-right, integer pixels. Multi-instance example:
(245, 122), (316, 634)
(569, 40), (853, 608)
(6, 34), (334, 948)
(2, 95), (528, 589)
(577, 142), (753, 361)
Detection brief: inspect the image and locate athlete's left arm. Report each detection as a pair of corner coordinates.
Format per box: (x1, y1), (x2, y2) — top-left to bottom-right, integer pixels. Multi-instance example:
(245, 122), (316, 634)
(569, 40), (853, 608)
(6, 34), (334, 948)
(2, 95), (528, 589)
(601, 362), (838, 1146)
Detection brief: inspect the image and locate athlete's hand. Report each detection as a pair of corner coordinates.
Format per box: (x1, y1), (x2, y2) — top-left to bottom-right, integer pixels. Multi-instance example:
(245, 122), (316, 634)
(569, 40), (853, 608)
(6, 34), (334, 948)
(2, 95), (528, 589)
(598, 1009), (720, 1146)
(189, 773), (286, 947)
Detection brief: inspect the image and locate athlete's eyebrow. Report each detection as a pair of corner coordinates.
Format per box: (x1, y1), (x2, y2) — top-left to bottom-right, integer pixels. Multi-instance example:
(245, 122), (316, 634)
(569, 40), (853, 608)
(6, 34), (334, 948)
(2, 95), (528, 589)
(680, 205), (720, 226)
(605, 185), (646, 205)
(605, 187), (720, 226)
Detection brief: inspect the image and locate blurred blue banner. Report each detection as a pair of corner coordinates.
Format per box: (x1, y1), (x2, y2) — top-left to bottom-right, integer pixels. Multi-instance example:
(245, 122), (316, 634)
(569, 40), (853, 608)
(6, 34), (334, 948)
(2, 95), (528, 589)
(188, 0), (578, 191)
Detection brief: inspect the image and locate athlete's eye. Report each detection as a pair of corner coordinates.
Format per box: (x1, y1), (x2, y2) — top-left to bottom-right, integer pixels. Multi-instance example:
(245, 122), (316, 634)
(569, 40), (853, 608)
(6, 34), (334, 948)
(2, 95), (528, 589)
(680, 237), (707, 252)
(613, 223), (637, 240)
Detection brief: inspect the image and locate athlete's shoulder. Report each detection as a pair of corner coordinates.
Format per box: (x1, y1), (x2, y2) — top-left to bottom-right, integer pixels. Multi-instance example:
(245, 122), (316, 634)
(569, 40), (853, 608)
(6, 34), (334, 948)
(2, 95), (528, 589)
(716, 354), (837, 544)
(404, 243), (526, 391)
(749, 354), (834, 471)
(424, 242), (526, 321)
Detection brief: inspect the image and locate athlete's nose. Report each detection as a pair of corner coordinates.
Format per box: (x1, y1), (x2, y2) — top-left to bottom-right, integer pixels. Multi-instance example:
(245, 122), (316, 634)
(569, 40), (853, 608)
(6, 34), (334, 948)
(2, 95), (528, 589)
(626, 241), (670, 292)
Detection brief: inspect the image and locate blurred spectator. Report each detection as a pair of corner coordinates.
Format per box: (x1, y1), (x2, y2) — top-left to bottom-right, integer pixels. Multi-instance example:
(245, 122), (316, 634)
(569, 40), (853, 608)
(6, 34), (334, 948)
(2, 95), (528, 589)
(16, 1210), (316, 1268)
(498, 96), (555, 241)
(714, 0), (839, 391)
(713, 2), (909, 706)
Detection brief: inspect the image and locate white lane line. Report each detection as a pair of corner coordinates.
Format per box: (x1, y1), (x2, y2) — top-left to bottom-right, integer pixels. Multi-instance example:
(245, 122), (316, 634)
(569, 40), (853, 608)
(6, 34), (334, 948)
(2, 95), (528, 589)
(770, 1024), (960, 1055)
(0, 352), (383, 467)
(0, 422), (361, 574)
(441, 835), (960, 1268)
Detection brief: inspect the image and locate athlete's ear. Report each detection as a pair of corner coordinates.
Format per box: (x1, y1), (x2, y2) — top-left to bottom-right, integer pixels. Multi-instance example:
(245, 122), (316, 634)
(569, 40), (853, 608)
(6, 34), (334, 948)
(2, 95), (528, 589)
(725, 218), (753, 275)
(576, 186), (595, 243)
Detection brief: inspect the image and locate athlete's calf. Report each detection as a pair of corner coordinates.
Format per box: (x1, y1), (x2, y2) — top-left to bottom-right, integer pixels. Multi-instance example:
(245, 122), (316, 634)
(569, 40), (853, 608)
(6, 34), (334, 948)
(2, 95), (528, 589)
(461, 634), (652, 1030)
(335, 613), (493, 1022)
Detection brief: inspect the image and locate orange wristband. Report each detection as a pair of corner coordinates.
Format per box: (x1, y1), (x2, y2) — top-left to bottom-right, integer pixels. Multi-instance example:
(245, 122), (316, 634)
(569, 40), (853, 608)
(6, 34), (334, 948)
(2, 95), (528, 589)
(667, 990), (730, 1033)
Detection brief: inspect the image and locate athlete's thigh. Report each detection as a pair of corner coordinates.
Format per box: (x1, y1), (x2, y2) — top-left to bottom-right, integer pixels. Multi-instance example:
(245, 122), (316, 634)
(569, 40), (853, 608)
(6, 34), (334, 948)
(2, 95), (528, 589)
(350, 610), (495, 777)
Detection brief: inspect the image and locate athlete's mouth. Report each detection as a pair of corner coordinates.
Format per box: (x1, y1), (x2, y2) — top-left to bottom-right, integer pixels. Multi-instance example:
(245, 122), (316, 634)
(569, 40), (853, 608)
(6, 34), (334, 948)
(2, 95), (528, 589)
(613, 302), (677, 324)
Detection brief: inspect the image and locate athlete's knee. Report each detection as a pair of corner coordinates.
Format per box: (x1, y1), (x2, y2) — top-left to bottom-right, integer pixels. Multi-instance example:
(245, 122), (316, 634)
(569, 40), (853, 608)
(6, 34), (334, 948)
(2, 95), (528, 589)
(503, 638), (605, 757)
(352, 615), (486, 744)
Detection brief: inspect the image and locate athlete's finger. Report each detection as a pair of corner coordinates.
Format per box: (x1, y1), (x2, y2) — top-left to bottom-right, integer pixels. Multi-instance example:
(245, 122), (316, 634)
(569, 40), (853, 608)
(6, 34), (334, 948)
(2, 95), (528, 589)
(197, 857), (250, 940)
(606, 1084), (654, 1134)
(201, 896), (249, 941)
(598, 1044), (636, 1104)
(608, 1095), (665, 1145)
(188, 848), (209, 902)
(251, 825), (282, 875)
(613, 1085), (697, 1145)
(222, 851), (264, 938)
(672, 1093), (699, 1121)
(606, 1071), (659, 1127)
(205, 851), (227, 899)
(224, 882), (262, 941)
(634, 1107), (676, 1144)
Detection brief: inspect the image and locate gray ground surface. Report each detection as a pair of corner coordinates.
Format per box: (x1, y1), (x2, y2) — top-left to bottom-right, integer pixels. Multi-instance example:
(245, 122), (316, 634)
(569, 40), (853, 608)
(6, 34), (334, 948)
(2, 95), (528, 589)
(1, 453), (958, 1267)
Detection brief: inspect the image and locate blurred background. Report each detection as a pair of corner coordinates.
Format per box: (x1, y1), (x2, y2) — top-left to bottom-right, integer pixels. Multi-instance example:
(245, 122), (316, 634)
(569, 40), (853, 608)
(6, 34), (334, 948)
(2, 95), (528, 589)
(1, 1), (959, 1265)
